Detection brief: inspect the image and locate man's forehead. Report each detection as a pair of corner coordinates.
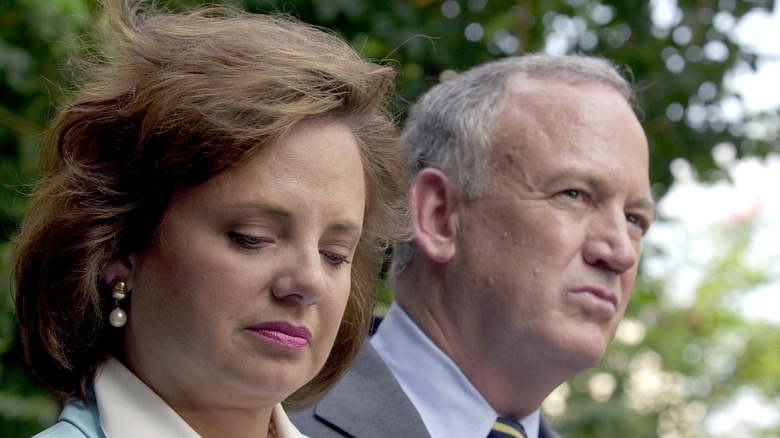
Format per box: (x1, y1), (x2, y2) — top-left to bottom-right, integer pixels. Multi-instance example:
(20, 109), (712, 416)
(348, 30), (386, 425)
(490, 76), (652, 201)
(504, 74), (627, 106)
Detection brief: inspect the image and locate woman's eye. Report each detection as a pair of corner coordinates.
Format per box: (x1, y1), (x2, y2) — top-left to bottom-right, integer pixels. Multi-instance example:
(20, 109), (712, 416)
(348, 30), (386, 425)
(321, 251), (350, 267)
(228, 231), (272, 249)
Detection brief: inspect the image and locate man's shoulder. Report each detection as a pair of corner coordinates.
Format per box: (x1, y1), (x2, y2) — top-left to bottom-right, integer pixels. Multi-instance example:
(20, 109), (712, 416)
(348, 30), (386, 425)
(289, 343), (430, 438)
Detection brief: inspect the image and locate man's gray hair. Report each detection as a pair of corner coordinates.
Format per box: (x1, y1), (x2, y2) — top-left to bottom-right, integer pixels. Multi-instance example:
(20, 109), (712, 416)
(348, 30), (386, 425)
(390, 53), (636, 281)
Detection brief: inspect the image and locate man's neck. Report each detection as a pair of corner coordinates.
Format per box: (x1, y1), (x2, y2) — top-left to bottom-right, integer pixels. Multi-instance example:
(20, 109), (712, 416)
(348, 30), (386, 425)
(372, 302), (544, 438)
(395, 277), (575, 419)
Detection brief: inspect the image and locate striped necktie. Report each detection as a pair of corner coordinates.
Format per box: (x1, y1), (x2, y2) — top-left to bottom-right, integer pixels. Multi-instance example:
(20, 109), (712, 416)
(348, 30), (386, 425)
(487, 416), (528, 438)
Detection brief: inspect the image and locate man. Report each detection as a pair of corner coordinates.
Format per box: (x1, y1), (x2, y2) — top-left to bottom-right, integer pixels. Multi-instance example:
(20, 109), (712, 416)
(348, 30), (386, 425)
(290, 53), (655, 438)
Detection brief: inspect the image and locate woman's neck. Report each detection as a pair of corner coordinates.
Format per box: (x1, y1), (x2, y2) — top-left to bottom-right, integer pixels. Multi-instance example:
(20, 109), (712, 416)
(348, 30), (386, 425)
(176, 405), (275, 438)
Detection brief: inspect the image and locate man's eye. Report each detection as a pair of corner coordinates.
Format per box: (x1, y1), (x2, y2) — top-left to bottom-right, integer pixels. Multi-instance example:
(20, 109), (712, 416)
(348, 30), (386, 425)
(627, 214), (649, 234)
(558, 189), (584, 200)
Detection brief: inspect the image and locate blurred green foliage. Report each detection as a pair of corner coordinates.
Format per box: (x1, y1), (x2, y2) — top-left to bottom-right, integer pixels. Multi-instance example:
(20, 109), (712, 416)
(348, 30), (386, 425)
(1, 0), (778, 436)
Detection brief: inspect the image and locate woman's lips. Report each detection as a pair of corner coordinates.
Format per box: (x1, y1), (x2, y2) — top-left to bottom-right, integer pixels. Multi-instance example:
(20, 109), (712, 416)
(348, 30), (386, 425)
(249, 321), (312, 350)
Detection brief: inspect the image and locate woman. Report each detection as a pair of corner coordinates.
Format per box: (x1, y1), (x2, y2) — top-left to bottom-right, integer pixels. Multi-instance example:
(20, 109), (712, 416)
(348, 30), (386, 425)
(13, 0), (411, 436)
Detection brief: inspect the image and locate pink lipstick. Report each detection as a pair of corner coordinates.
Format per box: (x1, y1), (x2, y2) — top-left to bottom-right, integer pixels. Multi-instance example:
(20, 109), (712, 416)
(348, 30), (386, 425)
(249, 322), (312, 350)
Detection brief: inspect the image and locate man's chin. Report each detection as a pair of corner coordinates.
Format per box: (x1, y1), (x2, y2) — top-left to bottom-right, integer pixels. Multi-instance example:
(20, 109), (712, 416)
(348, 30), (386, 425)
(551, 332), (611, 371)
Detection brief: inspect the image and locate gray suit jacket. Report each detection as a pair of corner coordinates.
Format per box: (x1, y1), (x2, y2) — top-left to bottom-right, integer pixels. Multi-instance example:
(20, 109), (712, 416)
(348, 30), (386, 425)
(290, 343), (563, 438)
(290, 343), (428, 437)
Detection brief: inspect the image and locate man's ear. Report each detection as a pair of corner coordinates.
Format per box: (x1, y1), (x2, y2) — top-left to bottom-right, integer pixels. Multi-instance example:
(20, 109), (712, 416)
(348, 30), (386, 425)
(102, 256), (134, 290)
(410, 168), (459, 263)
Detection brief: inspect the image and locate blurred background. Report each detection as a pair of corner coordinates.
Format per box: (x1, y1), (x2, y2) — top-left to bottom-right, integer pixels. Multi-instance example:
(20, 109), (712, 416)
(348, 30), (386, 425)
(1, 0), (778, 436)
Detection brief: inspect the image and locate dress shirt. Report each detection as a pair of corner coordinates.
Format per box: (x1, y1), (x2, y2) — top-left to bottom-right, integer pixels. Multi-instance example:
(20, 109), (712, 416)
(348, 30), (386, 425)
(371, 303), (541, 438)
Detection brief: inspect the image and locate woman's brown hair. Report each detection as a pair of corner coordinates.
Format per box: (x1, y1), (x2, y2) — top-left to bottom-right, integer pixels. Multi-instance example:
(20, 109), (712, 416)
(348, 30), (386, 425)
(13, 0), (411, 410)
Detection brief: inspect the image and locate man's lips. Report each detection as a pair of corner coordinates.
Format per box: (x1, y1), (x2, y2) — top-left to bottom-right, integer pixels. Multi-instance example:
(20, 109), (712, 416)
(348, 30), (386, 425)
(249, 321), (312, 350)
(571, 287), (618, 308)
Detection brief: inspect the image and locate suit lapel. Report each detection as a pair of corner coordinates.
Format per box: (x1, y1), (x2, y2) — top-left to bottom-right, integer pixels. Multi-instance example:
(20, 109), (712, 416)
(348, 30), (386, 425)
(539, 415), (563, 438)
(312, 343), (430, 437)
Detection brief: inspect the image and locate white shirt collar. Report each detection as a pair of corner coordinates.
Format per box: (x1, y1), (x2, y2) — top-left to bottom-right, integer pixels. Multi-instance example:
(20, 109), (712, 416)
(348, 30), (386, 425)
(272, 404), (305, 438)
(94, 357), (303, 438)
(371, 302), (541, 438)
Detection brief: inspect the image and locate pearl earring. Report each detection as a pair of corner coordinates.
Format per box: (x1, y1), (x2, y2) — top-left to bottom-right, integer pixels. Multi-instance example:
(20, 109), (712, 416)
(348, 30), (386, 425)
(109, 278), (128, 328)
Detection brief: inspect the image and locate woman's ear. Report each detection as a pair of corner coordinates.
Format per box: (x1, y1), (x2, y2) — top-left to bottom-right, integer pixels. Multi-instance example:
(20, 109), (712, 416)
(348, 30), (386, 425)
(102, 256), (133, 290)
(410, 168), (459, 263)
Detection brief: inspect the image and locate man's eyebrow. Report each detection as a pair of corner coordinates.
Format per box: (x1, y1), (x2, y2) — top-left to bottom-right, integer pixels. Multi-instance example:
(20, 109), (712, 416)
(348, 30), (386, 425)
(631, 197), (657, 213)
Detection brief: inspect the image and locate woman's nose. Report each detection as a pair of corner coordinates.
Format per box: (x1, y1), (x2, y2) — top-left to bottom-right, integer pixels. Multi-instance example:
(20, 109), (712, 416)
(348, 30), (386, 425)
(270, 248), (326, 306)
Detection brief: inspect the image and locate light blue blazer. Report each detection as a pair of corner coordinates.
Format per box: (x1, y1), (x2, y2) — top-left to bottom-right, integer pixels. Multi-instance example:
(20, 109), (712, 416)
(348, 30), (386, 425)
(34, 398), (104, 438)
(35, 396), (310, 437)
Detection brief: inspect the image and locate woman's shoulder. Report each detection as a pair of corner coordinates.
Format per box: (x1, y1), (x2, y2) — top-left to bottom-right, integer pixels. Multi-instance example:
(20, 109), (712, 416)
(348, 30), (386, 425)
(33, 421), (90, 438)
(33, 398), (104, 438)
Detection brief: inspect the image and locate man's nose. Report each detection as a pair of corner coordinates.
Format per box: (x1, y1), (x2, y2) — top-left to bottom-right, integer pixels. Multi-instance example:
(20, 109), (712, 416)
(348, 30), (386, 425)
(582, 210), (640, 273)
